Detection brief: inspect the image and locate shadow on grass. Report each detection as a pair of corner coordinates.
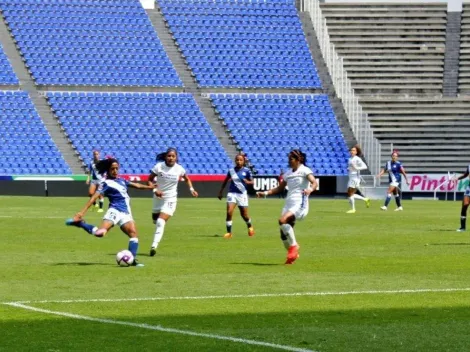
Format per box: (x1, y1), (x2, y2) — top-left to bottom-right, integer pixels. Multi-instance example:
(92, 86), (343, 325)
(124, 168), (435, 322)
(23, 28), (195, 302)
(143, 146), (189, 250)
(229, 262), (282, 266)
(427, 243), (470, 246)
(52, 262), (114, 266)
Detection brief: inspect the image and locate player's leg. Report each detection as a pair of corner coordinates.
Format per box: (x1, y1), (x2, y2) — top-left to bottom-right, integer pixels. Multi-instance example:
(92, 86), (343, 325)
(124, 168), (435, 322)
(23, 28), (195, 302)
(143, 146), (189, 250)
(239, 206), (254, 237)
(224, 202), (236, 239)
(97, 194), (104, 213)
(381, 185), (395, 210)
(150, 210), (172, 256)
(458, 195), (470, 231)
(347, 187), (356, 213)
(66, 215), (113, 237)
(393, 184), (403, 211)
(279, 211), (299, 264)
(88, 183), (97, 210)
(120, 220), (143, 266)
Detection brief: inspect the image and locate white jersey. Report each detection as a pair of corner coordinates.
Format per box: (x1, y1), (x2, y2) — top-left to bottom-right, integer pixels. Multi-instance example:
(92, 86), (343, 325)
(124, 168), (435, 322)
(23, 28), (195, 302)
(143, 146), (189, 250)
(348, 156), (367, 178)
(151, 162), (186, 200)
(284, 164), (314, 206)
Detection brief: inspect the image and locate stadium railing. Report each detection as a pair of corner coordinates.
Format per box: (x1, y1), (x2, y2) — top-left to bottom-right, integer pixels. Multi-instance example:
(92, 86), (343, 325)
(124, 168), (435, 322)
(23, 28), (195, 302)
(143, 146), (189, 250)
(300, 0), (381, 175)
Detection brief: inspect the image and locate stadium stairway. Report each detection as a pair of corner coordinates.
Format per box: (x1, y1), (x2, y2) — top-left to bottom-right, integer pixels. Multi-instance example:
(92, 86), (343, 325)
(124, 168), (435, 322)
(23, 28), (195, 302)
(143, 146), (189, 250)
(320, 2), (470, 174)
(146, 4), (239, 160)
(0, 13), (83, 174)
(299, 11), (358, 152)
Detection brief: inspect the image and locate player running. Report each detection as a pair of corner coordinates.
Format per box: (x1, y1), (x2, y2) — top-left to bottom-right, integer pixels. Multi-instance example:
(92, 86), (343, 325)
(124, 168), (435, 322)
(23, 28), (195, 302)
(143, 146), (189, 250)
(377, 151), (410, 211)
(346, 145), (370, 213)
(148, 148), (198, 256)
(86, 150), (105, 212)
(256, 149), (317, 265)
(218, 153), (255, 239)
(65, 158), (155, 266)
(453, 166), (470, 231)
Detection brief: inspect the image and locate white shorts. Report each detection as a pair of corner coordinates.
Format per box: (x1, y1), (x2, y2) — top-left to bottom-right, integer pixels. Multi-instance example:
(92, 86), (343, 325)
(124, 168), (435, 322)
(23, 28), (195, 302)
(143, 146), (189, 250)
(347, 177), (361, 189)
(103, 208), (133, 227)
(390, 181), (401, 188)
(227, 192), (249, 207)
(153, 196), (177, 216)
(281, 200), (309, 221)
(90, 179), (102, 186)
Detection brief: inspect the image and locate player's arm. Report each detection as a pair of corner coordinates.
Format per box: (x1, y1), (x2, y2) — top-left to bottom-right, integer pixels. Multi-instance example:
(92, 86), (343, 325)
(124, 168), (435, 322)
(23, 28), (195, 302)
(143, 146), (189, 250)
(148, 171), (163, 198)
(244, 174), (254, 185)
(355, 158), (368, 171)
(74, 191), (101, 221)
(128, 181), (155, 190)
(400, 166), (410, 185)
(457, 169), (470, 181)
(85, 167), (90, 185)
(218, 174), (231, 200)
(377, 167), (387, 179)
(256, 180), (287, 198)
(303, 173), (318, 196)
(182, 174), (198, 197)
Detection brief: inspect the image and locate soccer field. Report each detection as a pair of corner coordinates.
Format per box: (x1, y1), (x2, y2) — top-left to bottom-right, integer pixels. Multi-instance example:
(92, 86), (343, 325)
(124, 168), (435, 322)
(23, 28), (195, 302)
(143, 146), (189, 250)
(1, 196), (470, 351)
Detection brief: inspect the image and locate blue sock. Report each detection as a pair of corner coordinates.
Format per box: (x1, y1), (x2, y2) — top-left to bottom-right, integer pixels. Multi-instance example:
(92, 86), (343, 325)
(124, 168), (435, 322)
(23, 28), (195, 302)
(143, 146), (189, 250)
(128, 238), (139, 258)
(384, 194), (392, 207)
(395, 195), (402, 207)
(79, 221), (96, 235)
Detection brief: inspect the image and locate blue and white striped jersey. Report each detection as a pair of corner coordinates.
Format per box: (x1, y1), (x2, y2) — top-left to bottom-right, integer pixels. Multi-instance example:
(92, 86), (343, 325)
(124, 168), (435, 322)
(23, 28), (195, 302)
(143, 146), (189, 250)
(98, 178), (131, 214)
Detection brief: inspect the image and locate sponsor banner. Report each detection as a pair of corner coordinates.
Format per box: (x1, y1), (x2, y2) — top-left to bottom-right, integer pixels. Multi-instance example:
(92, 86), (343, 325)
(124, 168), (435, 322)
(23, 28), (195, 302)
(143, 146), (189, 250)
(120, 174), (226, 182)
(402, 173), (468, 192)
(251, 176), (320, 193)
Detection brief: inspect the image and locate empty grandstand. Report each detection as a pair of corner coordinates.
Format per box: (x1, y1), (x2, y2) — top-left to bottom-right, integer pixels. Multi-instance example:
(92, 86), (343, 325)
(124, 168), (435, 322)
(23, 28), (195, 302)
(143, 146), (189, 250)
(0, 42), (17, 84)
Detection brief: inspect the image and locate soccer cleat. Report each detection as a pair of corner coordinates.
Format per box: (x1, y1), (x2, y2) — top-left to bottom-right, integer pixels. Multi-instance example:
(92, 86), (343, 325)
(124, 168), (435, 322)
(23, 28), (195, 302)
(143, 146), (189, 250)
(150, 247), (157, 257)
(394, 206), (403, 212)
(457, 228), (466, 232)
(65, 218), (82, 227)
(248, 227), (255, 237)
(131, 260), (144, 267)
(380, 206), (387, 211)
(94, 228), (107, 237)
(365, 198), (371, 208)
(285, 244), (300, 265)
(97, 208), (104, 213)
(223, 232), (233, 239)
(94, 203), (99, 208)
(346, 209), (356, 214)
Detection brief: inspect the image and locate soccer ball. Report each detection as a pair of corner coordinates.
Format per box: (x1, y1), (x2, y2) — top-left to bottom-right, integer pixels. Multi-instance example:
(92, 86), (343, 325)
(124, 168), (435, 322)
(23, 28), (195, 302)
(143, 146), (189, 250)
(116, 250), (134, 267)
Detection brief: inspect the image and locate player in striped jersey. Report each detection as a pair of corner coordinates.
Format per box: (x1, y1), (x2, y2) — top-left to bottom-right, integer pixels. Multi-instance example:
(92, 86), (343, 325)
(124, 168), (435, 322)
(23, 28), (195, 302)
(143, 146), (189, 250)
(218, 153), (255, 239)
(86, 150), (105, 212)
(66, 158), (155, 266)
(256, 149), (317, 264)
(377, 151), (410, 211)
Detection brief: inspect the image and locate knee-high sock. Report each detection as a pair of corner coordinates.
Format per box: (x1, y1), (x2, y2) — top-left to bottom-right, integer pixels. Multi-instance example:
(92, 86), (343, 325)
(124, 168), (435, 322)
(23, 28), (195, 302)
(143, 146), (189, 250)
(348, 196), (355, 210)
(226, 221), (232, 233)
(461, 204), (469, 229)
(280, 224), (297, 247)
(353, 194), (365, 201)
(395, 194), (402, 207)
(152, 218), (166, 249)
(128, 237), (139, 258)
(384, 194), (392, 207)
(280, 230), (290, 249)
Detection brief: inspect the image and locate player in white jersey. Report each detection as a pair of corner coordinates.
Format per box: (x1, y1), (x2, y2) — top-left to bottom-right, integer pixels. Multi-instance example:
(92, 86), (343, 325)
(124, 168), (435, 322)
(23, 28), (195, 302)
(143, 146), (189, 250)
(453, 165), (470, 231)
(346, 145), (370, 213)
(66, 158), (156, 266)
(86, 150), (105, 212)
(256, 149), (317, 264)
(148, 148), (198, 256)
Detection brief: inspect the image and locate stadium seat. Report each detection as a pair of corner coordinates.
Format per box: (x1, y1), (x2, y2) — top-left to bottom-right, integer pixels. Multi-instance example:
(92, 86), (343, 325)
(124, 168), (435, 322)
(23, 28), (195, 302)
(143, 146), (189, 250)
(0, 91), (72, 174)
(210, 93), (348, 176)
(0, 43), (18, 84)
(46, 92), (232, 175)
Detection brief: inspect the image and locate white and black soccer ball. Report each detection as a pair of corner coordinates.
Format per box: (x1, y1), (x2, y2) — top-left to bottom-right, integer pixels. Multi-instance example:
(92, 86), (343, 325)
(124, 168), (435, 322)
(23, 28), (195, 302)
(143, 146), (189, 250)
(116, 250), (134, 267)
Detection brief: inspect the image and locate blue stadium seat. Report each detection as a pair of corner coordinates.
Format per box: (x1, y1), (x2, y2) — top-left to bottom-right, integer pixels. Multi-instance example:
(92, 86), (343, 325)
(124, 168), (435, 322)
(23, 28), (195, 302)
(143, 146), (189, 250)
(0, 43), (18, 84)
(1, 0), (182, 87)
(46, 92), (232, 175)
(0, 90), (72, 175)
(210, 93), (348, 176)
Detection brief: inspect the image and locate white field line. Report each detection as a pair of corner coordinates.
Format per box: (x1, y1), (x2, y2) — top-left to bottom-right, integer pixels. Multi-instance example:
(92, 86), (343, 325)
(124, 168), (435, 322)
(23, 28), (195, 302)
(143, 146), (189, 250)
(5, 302), (316, 352)
(7, 287), (470, 305)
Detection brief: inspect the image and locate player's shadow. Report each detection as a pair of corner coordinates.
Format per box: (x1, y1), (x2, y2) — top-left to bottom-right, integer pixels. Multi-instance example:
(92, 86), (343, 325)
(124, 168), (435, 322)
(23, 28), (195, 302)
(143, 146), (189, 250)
(52, 262), (114, 266)
(230, 262), (282, 266)
(427, 243), (470, 246)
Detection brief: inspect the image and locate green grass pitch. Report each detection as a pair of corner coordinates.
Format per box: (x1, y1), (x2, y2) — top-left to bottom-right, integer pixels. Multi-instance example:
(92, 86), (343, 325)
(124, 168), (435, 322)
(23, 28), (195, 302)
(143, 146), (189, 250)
(1, 195), (470, 351)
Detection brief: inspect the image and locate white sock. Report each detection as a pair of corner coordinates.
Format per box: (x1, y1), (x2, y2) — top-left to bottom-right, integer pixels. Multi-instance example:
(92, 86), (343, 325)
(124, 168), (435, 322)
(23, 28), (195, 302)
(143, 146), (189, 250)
(280, 224), (297, 247)
(348, 196), (355, 210)
(152, 218), (166, 249)
(353, 194), (365, 201)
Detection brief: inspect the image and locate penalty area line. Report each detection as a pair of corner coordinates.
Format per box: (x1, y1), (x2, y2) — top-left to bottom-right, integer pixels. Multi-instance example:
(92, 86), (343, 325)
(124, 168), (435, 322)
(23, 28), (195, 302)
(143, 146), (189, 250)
(6, 287), (470, 305)
(4, 302), (316, 352)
